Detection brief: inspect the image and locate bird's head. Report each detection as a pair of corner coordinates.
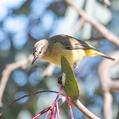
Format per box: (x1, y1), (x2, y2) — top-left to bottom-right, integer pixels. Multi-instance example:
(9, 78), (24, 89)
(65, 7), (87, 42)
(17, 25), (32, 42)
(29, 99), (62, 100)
(32, 39), (48, 64)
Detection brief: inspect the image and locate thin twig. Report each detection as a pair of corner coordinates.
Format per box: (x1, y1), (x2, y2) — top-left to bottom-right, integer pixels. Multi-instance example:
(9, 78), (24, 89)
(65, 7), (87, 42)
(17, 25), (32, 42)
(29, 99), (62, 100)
(56, 100), (60, 119)
(9, 90), (64, 106)
(32, 107), (51, 119)
(0, 90), (64, 118)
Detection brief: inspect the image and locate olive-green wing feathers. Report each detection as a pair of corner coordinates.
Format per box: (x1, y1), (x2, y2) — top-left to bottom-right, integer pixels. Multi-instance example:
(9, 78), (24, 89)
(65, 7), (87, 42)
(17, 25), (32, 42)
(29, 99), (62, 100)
(48, 34), (95, 50)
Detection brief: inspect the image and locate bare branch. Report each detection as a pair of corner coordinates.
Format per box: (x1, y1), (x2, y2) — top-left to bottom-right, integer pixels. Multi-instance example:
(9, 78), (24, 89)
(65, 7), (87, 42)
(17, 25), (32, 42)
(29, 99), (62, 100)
(110, 80), (119, 92)
(42, 64), (56, 77)
(0, 55), (33, 108)
(73, 99), (100, 119)
(98, 51), (119, 92)
(98, 51), (119, 119)
(65, 0), (119, 46)
(104, 91), (113, 119)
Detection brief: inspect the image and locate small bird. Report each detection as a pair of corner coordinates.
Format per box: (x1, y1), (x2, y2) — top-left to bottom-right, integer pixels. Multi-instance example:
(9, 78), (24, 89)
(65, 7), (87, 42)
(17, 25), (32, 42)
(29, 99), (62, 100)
(32, 34), (115, 68)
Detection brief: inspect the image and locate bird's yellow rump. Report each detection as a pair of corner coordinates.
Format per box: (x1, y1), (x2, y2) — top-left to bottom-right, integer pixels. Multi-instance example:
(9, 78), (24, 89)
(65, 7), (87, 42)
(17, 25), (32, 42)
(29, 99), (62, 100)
(32, 34), (115, 68)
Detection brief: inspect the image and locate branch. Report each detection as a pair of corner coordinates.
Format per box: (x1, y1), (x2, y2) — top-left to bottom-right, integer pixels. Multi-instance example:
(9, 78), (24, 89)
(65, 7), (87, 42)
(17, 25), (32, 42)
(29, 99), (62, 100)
(98, 51), (119, 119)
(42, 64), (56, 77)
(110, 80), (119, 92)
(104, 91), (113, 119)
(0, 89), (65, 118)
(0, 56), (57, 116)
(9, 90), (64, 106)
(73, 99), (100, 119)
(1, 83), (101, 119)
(71, 17), (85, 35)
(64, 1), (119, 118)
(98, 51), (119, 92)
(0, 55), (33, 109)
(65, 0), (119, 46)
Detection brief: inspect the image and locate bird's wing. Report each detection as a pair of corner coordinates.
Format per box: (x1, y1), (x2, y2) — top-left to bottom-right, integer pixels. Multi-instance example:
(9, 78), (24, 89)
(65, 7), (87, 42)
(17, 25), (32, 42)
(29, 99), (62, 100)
(49, 34), (96, 50)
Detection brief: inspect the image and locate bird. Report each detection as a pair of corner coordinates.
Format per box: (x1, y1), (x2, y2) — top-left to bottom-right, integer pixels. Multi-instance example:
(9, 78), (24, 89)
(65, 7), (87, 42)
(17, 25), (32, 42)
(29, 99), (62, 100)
(32, 34), (115, 68)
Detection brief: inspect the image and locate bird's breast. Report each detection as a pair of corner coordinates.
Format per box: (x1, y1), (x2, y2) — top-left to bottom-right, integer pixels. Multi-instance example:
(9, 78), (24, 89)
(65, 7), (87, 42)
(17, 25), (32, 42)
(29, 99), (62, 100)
(42, 42), (85, 67)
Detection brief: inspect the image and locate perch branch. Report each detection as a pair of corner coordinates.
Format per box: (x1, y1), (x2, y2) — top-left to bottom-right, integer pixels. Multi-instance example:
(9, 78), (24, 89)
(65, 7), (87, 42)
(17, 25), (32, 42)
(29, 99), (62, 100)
(73, 99), (100, 119)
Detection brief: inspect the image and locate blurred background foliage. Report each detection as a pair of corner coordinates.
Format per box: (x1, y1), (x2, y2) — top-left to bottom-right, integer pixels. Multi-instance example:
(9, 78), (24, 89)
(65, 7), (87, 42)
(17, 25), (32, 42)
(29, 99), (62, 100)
(0, 0), (119, 119)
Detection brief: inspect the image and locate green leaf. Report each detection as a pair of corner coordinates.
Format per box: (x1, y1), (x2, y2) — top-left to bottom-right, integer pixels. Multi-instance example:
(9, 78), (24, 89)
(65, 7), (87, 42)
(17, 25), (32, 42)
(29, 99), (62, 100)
(61, 56), (79, 100)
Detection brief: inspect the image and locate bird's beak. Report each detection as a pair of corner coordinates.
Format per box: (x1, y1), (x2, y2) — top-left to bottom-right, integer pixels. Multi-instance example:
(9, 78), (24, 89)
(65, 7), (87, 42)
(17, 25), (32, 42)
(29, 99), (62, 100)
(32, 56), (38, 64)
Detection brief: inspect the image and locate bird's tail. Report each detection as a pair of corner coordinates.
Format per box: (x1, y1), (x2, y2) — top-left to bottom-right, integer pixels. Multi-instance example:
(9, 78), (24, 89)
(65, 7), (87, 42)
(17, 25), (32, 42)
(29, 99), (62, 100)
(100, 54), (115, 61)
(85, 49), (115, 61)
